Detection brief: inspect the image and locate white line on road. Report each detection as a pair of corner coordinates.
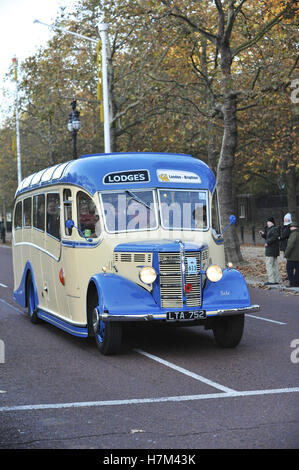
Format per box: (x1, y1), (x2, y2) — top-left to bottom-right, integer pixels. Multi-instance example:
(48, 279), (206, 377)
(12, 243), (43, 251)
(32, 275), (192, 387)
(246, 314), (286, 325)
(0, 387), (298, 412)
(0, 283), (7, 288)
(0, 297), (24, 315)
(134, 349), (236, 393)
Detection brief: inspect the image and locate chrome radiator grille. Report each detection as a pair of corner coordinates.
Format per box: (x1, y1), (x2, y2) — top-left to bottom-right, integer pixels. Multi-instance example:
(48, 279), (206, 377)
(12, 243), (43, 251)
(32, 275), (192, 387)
(159, 251), (204, 309)
(185, 252), (201, 307)
(159, 253), (183, 308)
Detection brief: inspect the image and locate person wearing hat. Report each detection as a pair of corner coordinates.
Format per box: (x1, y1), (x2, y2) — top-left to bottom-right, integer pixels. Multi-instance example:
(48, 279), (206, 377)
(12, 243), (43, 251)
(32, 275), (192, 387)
(259, 217), (281, 285)
(280, 213), (292, 254)
(285, 219), (299, 287)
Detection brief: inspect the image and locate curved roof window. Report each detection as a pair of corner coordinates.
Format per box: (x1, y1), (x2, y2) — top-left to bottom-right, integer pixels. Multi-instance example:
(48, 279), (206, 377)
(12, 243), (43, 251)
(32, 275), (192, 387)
(40, 164), (60, 183)
(21, 174), (34, 190)
(30, 169), (46, 186)
(52, 162), (69, 180)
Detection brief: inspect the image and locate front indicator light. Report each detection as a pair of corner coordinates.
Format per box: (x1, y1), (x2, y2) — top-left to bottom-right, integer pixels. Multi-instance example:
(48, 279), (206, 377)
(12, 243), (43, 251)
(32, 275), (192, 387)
(139, 266), (157, 284)
(206, 264), (223, 282)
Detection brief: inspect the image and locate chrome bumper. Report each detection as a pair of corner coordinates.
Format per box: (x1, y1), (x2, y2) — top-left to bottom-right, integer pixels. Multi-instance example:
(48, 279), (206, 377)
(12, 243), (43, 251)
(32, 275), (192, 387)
(98, 304), (260, 322)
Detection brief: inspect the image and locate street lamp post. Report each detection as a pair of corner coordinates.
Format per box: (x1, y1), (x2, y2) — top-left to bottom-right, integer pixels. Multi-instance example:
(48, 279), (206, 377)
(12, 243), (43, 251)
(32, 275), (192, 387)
(12, 57), (22, 185)
(34, 19), (111, 154)
(67, 100), (81, 159)
(98, 22), (110, 154)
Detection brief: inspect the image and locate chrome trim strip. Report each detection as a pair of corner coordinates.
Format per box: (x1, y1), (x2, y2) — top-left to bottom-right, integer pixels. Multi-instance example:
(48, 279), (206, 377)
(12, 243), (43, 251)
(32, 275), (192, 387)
(13, 241), (60, 261)
(206, 305), (260, 317)
(99, 305), (260, 322)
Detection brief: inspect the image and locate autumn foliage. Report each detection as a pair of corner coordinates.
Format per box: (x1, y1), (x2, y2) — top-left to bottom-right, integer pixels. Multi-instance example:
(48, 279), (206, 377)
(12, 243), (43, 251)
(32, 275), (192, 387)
(0, 0), (298, 260)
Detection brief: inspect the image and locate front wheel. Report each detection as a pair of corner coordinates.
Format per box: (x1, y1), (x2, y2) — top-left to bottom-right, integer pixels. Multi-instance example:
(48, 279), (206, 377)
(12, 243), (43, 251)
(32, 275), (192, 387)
(91, 305), (122, 355)
(212, 314), (244, 348)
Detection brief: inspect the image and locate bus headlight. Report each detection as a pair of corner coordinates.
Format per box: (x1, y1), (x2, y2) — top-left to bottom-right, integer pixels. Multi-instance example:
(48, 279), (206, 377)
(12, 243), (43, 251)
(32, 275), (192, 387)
(139, 266), (157, 284)
(206, 265), (223, 282)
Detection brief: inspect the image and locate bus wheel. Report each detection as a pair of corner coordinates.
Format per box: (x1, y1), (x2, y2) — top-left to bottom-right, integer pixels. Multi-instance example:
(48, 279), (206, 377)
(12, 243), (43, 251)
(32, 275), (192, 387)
(212, 314), (244, 348)
(92, 307), (122, 355)
(26, 273), (39, 324)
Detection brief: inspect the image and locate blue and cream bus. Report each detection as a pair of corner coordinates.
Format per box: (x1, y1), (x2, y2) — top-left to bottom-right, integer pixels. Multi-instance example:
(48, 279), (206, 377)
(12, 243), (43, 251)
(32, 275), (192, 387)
(12, 152), (259, 354)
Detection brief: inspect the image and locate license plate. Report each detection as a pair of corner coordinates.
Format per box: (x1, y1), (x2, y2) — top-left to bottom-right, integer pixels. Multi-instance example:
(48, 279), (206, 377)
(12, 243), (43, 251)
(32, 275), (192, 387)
(166, 310), (206, 321)
(187, 257), (197, 274)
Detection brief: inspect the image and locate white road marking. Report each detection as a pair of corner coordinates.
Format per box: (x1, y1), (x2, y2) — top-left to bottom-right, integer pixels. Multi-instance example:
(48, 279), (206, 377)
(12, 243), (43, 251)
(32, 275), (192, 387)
(0, 298), (296, 415)
(246, 314), (286, 325)
(0, 298), (24, 315)
(134, 349), (236, 393)
(0, 283), (7, 288)
(0, 387), (298, 412)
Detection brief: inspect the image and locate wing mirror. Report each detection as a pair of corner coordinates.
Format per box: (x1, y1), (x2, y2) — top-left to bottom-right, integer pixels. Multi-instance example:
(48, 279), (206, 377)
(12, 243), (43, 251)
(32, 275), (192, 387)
(65, 219), (93, 242)
(220, 214), (236, 237)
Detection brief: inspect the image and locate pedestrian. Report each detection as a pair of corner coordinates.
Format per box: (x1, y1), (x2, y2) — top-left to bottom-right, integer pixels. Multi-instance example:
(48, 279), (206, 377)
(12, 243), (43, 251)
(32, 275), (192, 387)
(279, 212), (292, 255)
(0, 219), (5, 244)
(259, 216), (281, 285)
(285, 219), (299, 287)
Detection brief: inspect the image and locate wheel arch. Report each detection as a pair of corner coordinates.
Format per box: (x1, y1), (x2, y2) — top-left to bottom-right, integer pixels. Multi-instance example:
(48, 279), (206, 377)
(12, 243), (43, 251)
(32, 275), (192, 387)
(13, 261), (38, 309)
(25, 268), (32, 308)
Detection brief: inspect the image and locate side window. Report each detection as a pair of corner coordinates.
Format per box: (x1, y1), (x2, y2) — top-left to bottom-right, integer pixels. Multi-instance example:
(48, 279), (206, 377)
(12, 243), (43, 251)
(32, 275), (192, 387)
(14, 201), (22, 229)
(211, 190), (221, 236)
(63, 189), (72, 236)
(46, 193), (60, 240)
(77, 191), (100, 238)
(23, 197), (32, 228)
(33, 194), (45, 231)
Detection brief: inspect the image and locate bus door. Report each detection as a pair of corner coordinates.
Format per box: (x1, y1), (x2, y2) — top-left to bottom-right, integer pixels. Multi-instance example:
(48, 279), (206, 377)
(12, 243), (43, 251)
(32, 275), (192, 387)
(61, 189), (101, 324)
(42, 192), (62, 315)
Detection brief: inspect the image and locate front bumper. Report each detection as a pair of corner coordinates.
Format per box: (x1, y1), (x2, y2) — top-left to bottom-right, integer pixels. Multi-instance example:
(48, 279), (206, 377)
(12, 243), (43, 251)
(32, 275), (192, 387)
(98, 304), (260, 322)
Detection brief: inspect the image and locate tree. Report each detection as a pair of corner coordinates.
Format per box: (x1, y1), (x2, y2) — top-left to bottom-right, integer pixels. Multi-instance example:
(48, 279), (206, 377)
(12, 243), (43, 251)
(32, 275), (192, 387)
(143, 0), (299, 262)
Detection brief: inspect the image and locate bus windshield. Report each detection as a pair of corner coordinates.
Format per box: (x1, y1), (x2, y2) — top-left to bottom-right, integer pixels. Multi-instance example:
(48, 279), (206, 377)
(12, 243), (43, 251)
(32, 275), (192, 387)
(100, 189), (208, 233)
(158, 189), (208, 230)
(100, 190), (157, 233)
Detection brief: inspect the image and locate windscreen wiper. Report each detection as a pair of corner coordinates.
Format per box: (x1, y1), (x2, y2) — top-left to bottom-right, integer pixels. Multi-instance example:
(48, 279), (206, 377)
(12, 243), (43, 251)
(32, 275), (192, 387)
(125, 190), (152, 211)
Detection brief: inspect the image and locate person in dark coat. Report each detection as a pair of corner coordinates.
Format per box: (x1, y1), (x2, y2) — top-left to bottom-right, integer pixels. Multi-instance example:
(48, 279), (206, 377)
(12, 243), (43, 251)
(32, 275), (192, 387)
(259, 217), (281, 285)
(285, 220), (299, 287)
(280, 213), (292, 254)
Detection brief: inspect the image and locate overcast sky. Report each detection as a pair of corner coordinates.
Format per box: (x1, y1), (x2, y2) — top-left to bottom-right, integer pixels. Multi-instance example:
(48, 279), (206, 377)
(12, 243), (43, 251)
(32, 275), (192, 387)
(0, 0), (77, 120)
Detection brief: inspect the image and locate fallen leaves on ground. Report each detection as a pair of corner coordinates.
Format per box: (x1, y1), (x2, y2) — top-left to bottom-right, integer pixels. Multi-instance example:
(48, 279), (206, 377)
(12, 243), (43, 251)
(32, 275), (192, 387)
(237, 245), (299, 295)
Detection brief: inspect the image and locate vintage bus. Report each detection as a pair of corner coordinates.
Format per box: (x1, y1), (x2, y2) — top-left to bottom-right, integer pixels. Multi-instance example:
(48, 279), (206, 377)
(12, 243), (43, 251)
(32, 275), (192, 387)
(12, 152), (259, 355)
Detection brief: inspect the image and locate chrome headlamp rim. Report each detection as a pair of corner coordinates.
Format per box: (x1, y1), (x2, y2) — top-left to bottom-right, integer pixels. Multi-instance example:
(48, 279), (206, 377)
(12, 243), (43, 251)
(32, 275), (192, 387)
(139, 266), (157, 285)
(206, 264), (223, 282)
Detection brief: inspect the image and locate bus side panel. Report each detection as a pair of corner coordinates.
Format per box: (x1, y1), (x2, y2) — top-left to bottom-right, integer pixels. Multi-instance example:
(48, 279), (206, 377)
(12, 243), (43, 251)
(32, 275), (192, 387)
(61, 243), (112, 325)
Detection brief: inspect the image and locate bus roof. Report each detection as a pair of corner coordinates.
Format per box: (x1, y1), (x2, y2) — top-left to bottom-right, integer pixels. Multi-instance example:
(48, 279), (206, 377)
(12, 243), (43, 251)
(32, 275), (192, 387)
(15, 152), (216, 197)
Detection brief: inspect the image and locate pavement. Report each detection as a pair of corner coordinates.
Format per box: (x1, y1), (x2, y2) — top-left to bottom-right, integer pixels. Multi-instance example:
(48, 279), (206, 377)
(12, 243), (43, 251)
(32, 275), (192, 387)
(1, 237), (298, 295)
(238, 244), (299, 295)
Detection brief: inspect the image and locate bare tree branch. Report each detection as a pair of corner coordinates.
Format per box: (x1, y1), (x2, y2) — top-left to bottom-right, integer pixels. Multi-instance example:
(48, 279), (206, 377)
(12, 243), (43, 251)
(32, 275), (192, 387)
(161, 0), (218, 44)
(232, 1), (298, 57)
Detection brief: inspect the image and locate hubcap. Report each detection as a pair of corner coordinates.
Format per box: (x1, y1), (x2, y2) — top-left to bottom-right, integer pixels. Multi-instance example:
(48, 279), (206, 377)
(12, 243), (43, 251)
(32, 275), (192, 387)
(92, 307), (99, 333)
(92, 307), (105, 343)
